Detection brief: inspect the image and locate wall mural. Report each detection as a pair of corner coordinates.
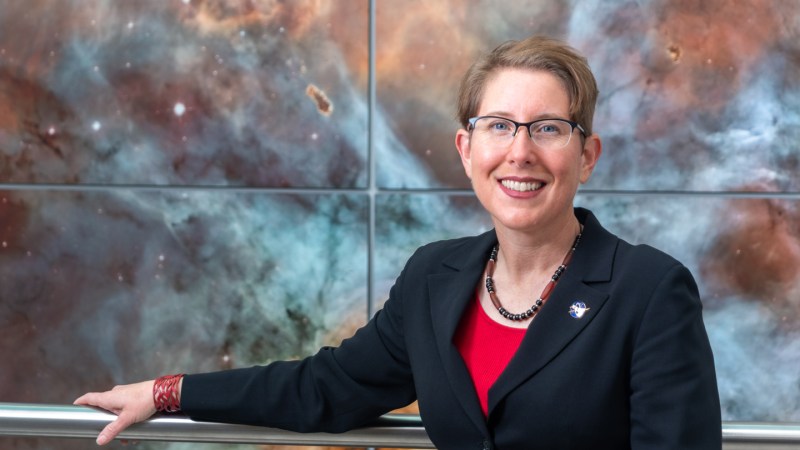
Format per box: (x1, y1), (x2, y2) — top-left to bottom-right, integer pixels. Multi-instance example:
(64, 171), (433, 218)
(0, 1), (798, 449)
(0, 0), (368, 187)
(376, 0), (800, 192)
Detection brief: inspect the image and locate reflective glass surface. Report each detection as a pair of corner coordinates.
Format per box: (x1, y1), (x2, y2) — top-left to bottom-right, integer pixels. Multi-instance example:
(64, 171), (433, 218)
(375, 1), (800, 191)
(375, 193), (800, 422)
(0, 1), (369, 188)
(0, 189), (368, 450)
(2, 3), (800, 449)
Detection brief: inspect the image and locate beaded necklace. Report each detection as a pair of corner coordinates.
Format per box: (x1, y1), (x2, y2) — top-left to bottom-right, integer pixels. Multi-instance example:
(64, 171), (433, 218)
(485, 229), (583, 321)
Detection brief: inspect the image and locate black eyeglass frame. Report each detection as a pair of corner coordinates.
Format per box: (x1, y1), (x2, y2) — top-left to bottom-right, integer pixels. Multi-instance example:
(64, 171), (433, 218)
(467, 115), (587, 140)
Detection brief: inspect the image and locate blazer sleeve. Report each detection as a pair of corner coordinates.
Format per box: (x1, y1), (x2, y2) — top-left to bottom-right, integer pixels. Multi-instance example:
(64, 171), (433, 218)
(179, 255), (418, 433)
(629, 263), (722, 449)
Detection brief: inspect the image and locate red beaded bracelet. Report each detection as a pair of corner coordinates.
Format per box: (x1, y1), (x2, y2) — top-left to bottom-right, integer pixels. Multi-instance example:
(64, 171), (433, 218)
(153, 374), (184, 413)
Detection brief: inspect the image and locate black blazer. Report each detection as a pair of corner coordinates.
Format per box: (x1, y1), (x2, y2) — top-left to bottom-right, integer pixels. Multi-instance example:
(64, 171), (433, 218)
(181, 208), (722, 449)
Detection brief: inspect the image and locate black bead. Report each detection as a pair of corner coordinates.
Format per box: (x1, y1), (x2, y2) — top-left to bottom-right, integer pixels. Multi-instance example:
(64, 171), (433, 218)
(484, 234), (582, 322)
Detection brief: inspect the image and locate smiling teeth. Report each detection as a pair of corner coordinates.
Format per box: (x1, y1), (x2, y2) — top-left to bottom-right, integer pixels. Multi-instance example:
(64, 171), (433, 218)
(501, 180), (543, 192)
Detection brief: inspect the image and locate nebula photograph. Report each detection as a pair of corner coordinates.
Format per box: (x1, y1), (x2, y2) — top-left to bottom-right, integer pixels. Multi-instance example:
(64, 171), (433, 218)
(1, 1), (799, 449)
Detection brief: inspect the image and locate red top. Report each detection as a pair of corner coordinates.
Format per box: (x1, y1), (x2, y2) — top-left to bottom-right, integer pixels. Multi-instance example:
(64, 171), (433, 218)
(454, 290), (527, 417)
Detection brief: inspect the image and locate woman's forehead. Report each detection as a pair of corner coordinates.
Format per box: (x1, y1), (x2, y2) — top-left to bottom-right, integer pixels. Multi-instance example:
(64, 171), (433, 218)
(478, 68), (571, 118)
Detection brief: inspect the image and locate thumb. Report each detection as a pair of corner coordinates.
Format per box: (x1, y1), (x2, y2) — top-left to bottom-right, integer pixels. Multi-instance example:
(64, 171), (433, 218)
(97, 412), (136, 446)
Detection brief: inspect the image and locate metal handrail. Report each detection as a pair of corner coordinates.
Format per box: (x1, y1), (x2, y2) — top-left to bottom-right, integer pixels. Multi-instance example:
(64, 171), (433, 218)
(1, 402), (800, 447)
(0, 403), (433, 448)
(724, 421), (800, 443)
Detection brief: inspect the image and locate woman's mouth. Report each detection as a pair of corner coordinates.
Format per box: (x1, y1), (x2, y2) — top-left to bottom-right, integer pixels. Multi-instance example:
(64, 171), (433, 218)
(500, 179), (544, 192)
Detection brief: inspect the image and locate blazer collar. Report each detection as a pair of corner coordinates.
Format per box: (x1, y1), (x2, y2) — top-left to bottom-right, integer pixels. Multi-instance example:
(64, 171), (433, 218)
(427, 208), (619, 423)
(428, 228), (497, 434)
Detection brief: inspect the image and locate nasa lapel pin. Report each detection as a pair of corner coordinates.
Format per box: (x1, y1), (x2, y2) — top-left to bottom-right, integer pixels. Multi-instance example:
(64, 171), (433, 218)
(569, 301), (590, 319)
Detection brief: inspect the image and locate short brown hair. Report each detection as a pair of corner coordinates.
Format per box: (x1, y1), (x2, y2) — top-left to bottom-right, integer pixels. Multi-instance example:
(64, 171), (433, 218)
(456, 36), (598, 136)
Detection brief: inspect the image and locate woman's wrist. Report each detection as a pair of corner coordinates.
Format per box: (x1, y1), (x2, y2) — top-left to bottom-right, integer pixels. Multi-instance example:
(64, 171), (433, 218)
(153, 374), (184, 412)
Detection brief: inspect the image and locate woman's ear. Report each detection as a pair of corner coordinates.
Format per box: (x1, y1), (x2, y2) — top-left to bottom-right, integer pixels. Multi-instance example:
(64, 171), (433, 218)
(580, 134), (602, 184)
(455, 128), (473, 180)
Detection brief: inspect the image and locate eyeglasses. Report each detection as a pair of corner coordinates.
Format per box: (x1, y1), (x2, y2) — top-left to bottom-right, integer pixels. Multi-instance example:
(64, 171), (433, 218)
(467, 115), (586, 150)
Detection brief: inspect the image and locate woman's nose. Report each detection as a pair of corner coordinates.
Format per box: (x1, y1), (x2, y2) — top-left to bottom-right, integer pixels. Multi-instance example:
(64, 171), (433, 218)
(506, 126), (539, 165)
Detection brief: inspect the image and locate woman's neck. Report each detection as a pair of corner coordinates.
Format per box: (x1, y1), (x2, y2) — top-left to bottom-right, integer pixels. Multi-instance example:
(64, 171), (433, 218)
(493, 213), (582, 280)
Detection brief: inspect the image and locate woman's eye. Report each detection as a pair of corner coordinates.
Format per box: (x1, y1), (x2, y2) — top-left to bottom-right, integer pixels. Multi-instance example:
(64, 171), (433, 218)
(535, 123), (562, 134)
(491, 122), (510, 131)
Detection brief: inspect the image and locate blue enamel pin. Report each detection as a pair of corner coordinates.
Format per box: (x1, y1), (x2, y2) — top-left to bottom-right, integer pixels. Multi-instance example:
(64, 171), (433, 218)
(569, 301), (590, 319)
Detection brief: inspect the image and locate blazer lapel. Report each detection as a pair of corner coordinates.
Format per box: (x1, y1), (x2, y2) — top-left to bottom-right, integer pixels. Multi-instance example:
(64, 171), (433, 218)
(428, 230), (497, 436)
(487, 209), (618, 415)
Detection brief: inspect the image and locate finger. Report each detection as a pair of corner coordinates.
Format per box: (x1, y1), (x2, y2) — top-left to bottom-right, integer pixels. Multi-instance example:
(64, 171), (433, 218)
(74, 393), (120, 415)
(97, 412), (136, 446)
(75, 392), (114, 408)
(73, 392), (95, 405)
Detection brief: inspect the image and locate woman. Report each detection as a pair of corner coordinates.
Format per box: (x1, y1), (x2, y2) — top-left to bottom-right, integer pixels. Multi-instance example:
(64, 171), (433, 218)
(76, 36), (722, 449)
